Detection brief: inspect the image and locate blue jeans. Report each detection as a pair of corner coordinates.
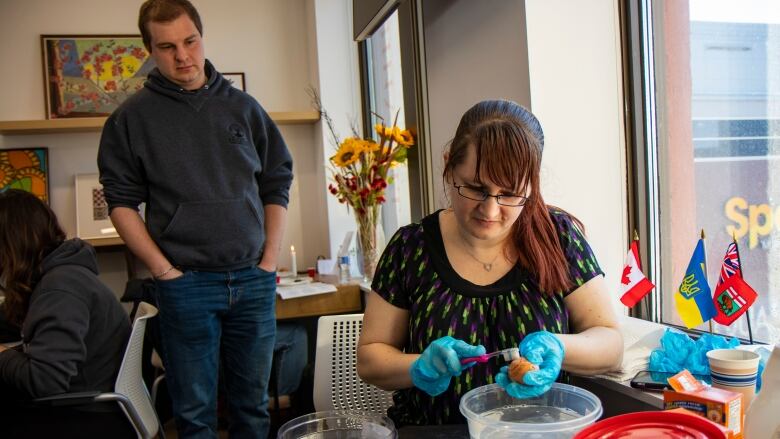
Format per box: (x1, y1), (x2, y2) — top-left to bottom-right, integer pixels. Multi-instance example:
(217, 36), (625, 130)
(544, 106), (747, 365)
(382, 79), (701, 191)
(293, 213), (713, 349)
(274, 323), (307, 395)
(155, 266), (276, 439)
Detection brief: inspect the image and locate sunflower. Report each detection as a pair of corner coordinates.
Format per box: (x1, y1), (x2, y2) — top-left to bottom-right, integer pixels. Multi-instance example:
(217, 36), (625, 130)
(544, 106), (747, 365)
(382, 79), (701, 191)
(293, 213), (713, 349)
(362, 139), (380, 153)
(331, 138), (363, 167)
(346, 137), (372, 152)
(393, 128), (414, 147)
(375, 123), (394, 139)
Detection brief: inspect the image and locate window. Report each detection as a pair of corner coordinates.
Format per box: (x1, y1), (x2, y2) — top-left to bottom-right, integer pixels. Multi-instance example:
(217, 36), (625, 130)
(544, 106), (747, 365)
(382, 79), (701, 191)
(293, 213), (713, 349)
(632, 0), (780, 343)
(360, 9), (411, 246)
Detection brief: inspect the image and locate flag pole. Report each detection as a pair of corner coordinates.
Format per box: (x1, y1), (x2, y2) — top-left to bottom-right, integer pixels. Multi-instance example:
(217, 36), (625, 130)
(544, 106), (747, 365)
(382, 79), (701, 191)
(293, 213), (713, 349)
(733, 231), (754, 344)
(702, 229), (714, 334)
(634, 229), (652, 320)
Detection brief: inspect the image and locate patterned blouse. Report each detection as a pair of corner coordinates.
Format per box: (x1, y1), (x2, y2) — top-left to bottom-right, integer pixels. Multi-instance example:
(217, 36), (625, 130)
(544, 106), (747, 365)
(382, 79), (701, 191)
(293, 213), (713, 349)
(370, 208), (603, 426)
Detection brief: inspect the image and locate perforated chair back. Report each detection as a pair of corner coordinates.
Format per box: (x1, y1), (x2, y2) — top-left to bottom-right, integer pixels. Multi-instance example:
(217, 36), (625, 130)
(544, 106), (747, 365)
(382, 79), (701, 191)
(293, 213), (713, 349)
(313, 313), (395, 413)
(114, 301), (161, 439)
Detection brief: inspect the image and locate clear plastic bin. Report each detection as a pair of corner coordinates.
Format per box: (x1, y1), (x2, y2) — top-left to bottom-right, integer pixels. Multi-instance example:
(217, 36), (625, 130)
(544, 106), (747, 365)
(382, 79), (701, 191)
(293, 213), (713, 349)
(277, 410), (397, 439)
(459, 383), (602, 439)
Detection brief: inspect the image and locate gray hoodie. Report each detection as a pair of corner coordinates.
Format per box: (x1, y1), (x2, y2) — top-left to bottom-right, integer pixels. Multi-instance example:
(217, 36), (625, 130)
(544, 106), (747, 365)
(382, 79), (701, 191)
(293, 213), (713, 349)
(0, 239), (130, 404)
(98, 60), (293, 271)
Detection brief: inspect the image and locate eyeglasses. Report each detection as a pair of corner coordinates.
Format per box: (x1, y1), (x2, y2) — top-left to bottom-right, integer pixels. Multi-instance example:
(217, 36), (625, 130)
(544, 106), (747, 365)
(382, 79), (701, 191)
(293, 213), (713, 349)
(453, 184), (528, 207)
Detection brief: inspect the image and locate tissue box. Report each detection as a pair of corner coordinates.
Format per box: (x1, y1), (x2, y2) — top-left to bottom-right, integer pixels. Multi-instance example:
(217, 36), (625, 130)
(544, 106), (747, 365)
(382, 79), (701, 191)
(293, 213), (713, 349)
(664, 387), (743, 439)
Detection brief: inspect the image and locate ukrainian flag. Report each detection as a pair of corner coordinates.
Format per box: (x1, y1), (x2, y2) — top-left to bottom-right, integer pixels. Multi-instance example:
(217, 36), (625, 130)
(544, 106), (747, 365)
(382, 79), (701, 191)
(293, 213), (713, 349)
(674, 239), (717, 328)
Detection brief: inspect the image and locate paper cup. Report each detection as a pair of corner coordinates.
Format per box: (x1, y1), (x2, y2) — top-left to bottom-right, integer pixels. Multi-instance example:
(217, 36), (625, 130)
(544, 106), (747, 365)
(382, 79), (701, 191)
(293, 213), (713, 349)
(707, 349), (760, 405)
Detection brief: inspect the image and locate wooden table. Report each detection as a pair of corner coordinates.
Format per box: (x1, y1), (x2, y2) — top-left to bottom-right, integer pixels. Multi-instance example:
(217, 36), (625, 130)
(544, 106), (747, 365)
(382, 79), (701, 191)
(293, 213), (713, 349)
(275, 284), (363, 320)
(82, 241), (362, 321)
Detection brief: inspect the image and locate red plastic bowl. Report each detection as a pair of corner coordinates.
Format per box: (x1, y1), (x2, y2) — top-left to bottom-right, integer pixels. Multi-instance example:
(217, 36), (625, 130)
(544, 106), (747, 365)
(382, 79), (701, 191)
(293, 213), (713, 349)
(573, 411), (729, 439)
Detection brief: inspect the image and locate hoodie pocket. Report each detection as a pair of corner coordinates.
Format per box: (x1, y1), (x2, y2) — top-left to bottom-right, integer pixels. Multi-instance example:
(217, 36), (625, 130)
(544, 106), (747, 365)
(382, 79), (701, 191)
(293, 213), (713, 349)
(158, 198), (263, 267)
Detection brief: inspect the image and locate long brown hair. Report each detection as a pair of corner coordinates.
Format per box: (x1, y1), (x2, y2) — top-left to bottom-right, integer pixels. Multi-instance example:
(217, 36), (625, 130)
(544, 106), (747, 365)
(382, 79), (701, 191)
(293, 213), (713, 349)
(0, 190), (66, 326)
(443, 100), (583, 294)
(138, 0), (203, 50)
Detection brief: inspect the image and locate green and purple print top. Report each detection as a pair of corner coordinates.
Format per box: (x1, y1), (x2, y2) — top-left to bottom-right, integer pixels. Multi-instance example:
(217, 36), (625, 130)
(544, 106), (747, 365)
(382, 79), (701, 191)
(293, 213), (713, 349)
(370, 209), (603, 426)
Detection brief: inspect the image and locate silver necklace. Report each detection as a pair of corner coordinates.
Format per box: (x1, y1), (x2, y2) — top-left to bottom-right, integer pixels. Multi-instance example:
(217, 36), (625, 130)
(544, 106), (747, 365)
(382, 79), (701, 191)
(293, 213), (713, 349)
(447, 211), (505, 271)
(460, 238), (502, 272)
(466, 251), (499, 271)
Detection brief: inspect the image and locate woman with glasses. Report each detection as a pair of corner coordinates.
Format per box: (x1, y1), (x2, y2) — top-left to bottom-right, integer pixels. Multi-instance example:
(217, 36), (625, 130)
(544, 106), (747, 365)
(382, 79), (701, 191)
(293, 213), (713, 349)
(357, 100), (622, 426)
(0, 189), (133, 438)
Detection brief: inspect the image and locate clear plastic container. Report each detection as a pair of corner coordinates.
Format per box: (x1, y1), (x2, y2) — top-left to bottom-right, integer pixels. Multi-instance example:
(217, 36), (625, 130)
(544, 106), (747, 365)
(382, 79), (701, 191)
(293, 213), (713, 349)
(277, 410), (397, 439)
(459, 383), (602, 439)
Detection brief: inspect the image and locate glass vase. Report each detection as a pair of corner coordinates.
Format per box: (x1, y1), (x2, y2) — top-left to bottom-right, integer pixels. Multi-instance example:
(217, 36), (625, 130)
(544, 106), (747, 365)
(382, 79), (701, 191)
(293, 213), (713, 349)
(355, 206), (380, 283)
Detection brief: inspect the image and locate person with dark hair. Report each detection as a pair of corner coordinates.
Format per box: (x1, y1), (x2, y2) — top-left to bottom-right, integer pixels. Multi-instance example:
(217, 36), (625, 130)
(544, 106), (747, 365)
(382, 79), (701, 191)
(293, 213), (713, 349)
(98, 0), (293, 437)
(356, 100), (623, 426)
(0, 189), (133, 438)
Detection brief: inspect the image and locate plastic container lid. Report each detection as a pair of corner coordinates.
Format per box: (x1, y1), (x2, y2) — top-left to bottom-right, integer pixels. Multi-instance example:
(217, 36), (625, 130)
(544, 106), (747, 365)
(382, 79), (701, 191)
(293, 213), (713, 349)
(573, 411), (728, 439)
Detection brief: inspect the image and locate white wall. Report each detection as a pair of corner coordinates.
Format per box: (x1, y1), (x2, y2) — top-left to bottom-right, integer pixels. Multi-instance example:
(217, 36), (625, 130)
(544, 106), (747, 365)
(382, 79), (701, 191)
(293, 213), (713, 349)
(526, 0), (628, 314)
(0, 0), (329, 293)
(416, 0), (628, 312)
(307, 0), (365, 261)
(423, 0), (532, 210)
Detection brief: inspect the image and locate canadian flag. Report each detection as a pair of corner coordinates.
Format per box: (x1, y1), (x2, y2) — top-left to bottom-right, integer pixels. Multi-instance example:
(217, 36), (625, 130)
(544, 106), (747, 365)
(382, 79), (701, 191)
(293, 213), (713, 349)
(620, 240), (655, 307)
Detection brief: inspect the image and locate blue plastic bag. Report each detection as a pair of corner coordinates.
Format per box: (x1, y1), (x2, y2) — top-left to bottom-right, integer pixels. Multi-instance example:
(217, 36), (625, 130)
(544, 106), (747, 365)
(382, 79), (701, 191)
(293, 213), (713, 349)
(755, 346), (771, 392)
(649, 328), (739, 376)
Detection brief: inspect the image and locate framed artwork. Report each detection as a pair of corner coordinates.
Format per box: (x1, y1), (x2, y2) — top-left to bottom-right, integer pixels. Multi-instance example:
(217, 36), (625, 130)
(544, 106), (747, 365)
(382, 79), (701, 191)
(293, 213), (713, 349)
(75, 173), (118, 240)
(41, 35), (155, 119)
(0, 148), (49, 203)
(223, 72), (246, 91)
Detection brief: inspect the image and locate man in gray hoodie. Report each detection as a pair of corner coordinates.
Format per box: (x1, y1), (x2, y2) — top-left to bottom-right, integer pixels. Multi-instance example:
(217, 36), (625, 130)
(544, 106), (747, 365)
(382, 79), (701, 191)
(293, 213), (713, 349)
(97, 0), (293, 437)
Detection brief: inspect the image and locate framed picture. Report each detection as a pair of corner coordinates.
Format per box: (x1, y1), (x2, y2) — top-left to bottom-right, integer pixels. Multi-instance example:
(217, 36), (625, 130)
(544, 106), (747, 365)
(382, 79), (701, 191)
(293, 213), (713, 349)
(75, 173), (118, 240)
(223, 72), (246, 91)
(41, 35), (155, 119)
(0, 148), (49, 203)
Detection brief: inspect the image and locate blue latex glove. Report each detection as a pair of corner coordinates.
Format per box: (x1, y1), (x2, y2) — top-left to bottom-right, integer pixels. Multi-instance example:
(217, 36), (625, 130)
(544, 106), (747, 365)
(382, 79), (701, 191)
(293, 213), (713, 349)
(496, 331), (564, 399)
(649, 328), (739, 376)
(410, 336), (485, 396)
(756, 346), (771, 393)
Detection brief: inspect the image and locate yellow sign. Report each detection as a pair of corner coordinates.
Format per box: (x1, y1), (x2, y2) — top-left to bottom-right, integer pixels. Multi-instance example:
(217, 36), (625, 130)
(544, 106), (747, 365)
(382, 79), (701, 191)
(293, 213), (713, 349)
(724, 196), (780, 249)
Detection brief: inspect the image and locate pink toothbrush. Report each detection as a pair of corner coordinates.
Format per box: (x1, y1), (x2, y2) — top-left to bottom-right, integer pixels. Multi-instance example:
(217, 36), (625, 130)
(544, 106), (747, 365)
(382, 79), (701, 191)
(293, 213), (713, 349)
(460, 348), (519, 365)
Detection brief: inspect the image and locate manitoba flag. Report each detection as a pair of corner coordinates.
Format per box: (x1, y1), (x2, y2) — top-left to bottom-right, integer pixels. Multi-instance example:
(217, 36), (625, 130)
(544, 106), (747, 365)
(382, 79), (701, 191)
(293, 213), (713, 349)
(620, 240), (655, 307)
(712, 241), (757, 325)
(713, 275), (757, 325)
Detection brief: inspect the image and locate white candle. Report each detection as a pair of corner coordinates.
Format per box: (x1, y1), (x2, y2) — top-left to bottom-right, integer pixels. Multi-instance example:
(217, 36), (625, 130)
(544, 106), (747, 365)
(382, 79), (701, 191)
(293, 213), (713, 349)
(290, 245), (297, 278)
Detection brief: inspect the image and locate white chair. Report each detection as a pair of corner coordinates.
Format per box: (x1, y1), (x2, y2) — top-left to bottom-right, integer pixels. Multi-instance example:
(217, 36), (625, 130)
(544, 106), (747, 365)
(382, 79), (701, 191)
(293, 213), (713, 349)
(313, 313), (395, 413)
(150, 349), (166, 408)
(34, 302), (164, 439)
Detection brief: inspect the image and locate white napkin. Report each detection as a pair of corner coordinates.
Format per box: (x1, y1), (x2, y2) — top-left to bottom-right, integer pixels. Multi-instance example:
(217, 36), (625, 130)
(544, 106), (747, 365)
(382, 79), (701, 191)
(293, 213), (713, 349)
(594, 315), (667, 382)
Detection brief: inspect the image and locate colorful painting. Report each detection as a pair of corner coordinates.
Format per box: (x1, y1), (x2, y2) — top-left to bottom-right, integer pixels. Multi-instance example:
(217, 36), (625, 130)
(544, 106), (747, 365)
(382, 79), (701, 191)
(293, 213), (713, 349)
(42, 35), (155, 119)
(0, 148), (49, 203)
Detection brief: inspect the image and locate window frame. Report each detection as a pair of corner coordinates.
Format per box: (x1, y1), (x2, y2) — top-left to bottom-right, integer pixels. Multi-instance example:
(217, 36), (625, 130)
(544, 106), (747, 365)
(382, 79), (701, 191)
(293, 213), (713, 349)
(356, 0), (434, 223)
(621, 0), (660, 322)
(623, 0), (767, 344)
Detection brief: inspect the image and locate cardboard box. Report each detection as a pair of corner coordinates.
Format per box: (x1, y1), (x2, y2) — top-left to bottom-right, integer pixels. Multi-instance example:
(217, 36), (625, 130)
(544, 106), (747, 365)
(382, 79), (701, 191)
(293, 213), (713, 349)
(665, 408), (733, 439)
(664, 386), (743, 439)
